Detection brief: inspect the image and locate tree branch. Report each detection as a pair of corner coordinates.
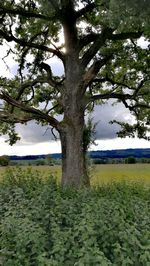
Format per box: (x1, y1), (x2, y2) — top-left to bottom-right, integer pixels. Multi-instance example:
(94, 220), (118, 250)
(93, 76), (134, 91)
(82, 55), (113, 90)
(81, 27), (113, 68)
(111, 31), (143, 41)
(0, 76), (54, 103)
(79, 33), (98, 51)
(79, 30), (142, 56)
(39, 62), (59, 87)
(0, 6), (55, 21)
(88, 92), (150, 113)
(46, 104), (59, 114)
(88, 92), (133, 102)
(0, 29), (64, 61)
(0, 111), (33, 123)
(75, 2), (96, 18)
(0, 92), (60, 130)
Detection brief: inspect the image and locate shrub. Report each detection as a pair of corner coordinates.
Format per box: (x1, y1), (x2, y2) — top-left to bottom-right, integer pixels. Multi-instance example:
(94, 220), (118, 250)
(35, 159), (46, 166)
(125, 157), (136, 164)
(0, 155), (10, 166)
(0, 168), (150, 265)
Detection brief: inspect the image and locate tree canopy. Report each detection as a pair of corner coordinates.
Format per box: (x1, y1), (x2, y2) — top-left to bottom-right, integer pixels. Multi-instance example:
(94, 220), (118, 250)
(0, 0), (150, 186)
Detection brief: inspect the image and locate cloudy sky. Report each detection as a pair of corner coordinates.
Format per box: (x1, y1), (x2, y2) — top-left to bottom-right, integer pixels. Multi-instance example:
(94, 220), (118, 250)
(0, 39), (150, 156)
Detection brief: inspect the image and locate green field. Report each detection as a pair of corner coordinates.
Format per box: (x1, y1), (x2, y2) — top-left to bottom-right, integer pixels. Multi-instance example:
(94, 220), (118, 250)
(0, 163), (150, 185)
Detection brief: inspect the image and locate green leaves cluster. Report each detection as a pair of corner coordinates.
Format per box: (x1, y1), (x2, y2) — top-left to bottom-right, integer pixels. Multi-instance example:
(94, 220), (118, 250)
(1, 168), (150, 265)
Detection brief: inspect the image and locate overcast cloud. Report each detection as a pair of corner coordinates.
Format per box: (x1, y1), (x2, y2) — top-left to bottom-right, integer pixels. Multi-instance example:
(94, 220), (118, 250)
(1, 100), (134, 145)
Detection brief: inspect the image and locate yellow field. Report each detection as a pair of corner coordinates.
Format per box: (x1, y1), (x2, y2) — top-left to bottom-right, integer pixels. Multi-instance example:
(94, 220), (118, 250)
(0, 164), (150, 185)
(90, 164), (150, 186)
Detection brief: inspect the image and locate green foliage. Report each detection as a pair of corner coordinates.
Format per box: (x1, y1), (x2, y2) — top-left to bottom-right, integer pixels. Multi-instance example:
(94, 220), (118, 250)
(0, 155), (10, 166)
(0, 0), (150, 145)
(0, 168), (150, 265)
(35, 159), (46, 166)
(125, 157), (136, 164)
(83, 118), (97, 154)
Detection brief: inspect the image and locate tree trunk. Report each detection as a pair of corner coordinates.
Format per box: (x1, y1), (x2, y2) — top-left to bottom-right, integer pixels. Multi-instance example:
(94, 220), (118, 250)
(59, 43), (90, 188)
(60, 112), (90, 188)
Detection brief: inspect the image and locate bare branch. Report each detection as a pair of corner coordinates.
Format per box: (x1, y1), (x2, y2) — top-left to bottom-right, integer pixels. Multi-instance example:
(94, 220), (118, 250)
(51, 127), (58, 140)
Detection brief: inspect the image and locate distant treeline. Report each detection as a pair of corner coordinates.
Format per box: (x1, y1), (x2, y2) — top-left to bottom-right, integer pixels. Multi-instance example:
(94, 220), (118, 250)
(9, 148), (150, 161)
(1, 149), (150, 166)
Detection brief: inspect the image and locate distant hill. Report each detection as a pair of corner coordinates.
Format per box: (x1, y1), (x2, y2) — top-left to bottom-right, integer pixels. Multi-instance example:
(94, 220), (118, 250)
(9, 148), (150, 161)
(89, 148), (150, 159)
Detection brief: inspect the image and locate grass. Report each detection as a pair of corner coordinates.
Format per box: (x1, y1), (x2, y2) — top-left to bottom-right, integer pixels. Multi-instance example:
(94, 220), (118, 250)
(0, 163), (150, 185)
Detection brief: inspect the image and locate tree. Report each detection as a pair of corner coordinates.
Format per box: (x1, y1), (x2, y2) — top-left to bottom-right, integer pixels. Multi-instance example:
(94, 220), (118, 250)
(125, 157), (136, 164)
(0, 0), (150, 187)
(0, 155), (10, 166)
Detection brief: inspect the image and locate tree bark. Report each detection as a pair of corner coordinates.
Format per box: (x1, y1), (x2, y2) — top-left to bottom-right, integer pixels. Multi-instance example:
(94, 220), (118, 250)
(60, 108), (90, 188)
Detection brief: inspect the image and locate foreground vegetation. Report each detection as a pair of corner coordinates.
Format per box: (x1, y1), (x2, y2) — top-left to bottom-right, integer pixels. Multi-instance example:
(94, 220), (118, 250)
(0, 168), (150, 265)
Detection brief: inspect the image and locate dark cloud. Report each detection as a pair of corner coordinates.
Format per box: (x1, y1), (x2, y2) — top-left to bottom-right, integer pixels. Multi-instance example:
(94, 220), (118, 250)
(93, 101), (132, 140)
(15, 122), (59, 145)
(13, 100), (132, 145)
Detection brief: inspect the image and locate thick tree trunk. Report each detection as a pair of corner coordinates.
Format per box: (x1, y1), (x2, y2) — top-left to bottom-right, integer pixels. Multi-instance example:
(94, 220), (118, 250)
(60, 113), (90, 188)
(58, 33), (90, 187)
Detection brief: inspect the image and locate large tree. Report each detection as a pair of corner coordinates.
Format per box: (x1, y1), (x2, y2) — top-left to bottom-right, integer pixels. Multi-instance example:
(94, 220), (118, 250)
(0, 0), (150, 187)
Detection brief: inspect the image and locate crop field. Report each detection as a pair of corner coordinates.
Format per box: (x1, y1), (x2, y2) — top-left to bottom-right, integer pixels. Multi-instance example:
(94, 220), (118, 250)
(91, 164), (150, 186)
(0, 163), (150, 185)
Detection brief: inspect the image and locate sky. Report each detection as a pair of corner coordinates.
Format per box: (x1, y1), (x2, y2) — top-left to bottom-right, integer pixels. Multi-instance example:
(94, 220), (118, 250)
(0, 38), (150, 156)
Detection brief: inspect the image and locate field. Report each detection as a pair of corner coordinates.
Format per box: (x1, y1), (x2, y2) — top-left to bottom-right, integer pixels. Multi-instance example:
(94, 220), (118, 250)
(0, 163), (150, 185)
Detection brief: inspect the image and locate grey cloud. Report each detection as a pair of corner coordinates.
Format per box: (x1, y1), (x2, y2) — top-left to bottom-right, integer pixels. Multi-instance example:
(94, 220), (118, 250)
(50, 61), (64, 76)
(9, 59), (64, 78)
(13, 101), (132, 145)
(15, 122), (59, 145)
(92, 101), (132, 140)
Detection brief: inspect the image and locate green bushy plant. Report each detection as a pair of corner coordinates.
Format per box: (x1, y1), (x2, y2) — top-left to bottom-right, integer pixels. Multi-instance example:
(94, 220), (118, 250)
(0, 168), (150, 265)
(0, 155), (10, 166)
